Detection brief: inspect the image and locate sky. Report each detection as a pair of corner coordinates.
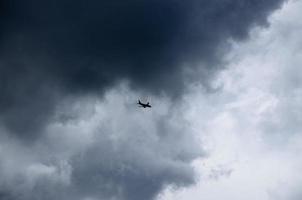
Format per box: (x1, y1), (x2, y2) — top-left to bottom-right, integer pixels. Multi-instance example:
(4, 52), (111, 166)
(1, 0), (302, 200)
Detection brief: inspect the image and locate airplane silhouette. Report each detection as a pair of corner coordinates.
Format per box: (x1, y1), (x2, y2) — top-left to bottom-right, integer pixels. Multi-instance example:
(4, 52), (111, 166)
(137, 100), (151, 108)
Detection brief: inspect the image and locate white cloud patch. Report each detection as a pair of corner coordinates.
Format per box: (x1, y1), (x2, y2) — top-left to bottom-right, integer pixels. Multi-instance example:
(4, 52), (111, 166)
(158, 1), (302, 200)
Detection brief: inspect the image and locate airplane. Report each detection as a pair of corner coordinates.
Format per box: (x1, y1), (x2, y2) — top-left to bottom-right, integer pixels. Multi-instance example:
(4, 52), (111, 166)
(137, 100), (152, 108)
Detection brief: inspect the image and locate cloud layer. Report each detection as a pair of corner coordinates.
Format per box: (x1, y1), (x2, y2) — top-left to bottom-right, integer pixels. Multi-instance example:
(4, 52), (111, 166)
(0, 1), (288, 200)
(160, 1), (302, 199)
(0, 0), (284, 137)
(0, 89), (202, 200)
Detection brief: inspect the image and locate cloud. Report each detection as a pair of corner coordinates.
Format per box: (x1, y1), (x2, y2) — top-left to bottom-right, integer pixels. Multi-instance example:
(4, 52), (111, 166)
(0, 1), (289, 200)
(159, 1), (302, 199)
(0, 0), (285, 137)
(0, 86), (202, 200)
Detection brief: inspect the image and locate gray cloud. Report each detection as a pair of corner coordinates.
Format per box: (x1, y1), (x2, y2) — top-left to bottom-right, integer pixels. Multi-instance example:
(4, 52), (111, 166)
(0, 88), (202, 200)
(0, 1), (288, 200)
(0, 0), (285, 137)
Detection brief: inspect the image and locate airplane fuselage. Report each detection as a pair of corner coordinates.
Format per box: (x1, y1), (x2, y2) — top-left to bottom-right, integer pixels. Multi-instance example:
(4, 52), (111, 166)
(137, 100), (151, 108)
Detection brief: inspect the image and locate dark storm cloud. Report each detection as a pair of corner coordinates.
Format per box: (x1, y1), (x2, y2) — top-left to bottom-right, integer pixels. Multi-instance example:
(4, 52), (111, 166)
(0, 0), (285, 136)
(0, 1), (287, 200)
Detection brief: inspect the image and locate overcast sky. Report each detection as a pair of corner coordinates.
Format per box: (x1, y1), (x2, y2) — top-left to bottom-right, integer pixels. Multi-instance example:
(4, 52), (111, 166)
(1, 0), (302, 200)
(160, 1), (302, 199)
